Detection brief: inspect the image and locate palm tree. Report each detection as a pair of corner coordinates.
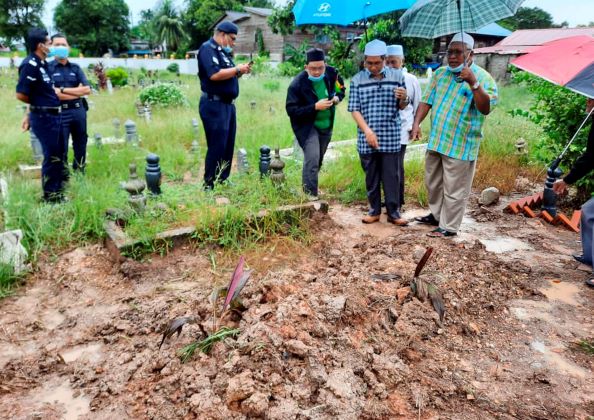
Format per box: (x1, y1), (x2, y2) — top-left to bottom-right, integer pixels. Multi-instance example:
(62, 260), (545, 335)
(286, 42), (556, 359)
(154, 0), (187, 53)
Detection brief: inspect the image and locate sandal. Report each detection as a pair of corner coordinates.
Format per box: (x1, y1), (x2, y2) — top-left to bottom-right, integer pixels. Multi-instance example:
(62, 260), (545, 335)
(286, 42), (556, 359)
(586, 274), (594, 288)
(414, 213), (439, 226)
(427, 227), (457, 238)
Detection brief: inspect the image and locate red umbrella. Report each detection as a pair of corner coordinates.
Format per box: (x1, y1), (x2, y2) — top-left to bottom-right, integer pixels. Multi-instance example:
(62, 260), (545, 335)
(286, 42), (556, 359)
(511, 35), (594, 99)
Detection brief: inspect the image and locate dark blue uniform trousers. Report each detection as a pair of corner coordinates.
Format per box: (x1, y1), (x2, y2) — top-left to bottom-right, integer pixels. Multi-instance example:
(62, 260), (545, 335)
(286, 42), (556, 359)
(199, 97), (236, 188)
(30, 112), (68, 201)
(61, 107), (88, 171)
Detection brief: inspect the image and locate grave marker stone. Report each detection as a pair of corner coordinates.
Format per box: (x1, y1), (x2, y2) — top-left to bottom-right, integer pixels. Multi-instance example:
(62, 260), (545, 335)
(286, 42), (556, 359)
(122, 163), (146, 212)
(145, 153), (162, 195)
(270, 147), (286, 186)
(259, 146), (271, 178)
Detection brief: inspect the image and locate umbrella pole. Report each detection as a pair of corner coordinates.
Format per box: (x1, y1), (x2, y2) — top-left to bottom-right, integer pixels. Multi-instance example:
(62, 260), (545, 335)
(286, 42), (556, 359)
(542, 107), (594, 217)
(364, 19), (368, 43)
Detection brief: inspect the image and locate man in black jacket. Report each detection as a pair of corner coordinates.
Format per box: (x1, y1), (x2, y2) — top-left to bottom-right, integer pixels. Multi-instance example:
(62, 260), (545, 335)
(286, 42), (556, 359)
(286, 48), (345, 198)
(553, 98), (594, 287)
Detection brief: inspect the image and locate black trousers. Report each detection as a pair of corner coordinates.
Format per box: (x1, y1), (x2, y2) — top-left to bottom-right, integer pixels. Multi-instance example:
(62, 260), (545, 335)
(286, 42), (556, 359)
(359, 152), (401, 219)
(30, 112), (68, 201)
(398, 144), (407, 207)
(61, 106), (88, 171)
(199, 97), (236, 189)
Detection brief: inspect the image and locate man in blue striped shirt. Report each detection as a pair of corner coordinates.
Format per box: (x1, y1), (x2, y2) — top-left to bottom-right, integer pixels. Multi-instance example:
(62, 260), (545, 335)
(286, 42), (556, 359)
(348, 39), (409, 226)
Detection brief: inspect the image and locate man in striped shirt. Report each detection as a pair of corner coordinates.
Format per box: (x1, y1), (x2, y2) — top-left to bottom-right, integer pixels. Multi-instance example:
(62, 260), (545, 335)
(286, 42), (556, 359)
(411, 32), (498, 237)
(349, 39), (410, 226)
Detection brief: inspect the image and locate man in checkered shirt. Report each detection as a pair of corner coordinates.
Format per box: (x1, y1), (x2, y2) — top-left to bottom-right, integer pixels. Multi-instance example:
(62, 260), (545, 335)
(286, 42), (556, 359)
(348, 39), (410, 226)
(411, 32), (498, 238)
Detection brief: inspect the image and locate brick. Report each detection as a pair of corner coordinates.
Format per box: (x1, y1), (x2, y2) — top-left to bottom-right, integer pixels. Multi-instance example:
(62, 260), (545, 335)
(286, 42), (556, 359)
(523, 206), (536, 218)
(555, 213), (580, 233)
(571, 210), (582, 227)
(540, 210), (554, 224)
(506, 202), (520, 214)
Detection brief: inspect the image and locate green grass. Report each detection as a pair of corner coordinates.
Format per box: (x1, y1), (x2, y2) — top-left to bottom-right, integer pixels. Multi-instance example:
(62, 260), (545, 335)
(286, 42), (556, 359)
(0, 263), (24, 298)
(0, 69), (542, 265)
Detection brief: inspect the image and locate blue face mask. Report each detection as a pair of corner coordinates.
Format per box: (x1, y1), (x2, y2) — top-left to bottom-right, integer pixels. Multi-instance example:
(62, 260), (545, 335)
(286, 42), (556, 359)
(53, 46), (69, 59)
(46, 46), (55, 58)
(308, 73), (325, 82)
(446, 63), (465, 73)
(223, 46), (233, 54)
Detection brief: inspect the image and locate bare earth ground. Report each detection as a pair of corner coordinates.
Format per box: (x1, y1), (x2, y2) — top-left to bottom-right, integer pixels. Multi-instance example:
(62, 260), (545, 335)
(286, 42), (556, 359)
(0, 191), (593, 419)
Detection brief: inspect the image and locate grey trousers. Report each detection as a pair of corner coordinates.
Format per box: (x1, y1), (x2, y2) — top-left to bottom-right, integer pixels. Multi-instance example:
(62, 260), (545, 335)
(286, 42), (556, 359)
(301, 127), (332, 196)
(581, 197), (594, 270)
(425, 150), (476, 233)
(360, 152), (401, 219)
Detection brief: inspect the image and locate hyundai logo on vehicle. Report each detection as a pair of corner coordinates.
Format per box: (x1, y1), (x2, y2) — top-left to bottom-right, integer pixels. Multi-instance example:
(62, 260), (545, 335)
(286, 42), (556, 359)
(314, 2), (331, 17)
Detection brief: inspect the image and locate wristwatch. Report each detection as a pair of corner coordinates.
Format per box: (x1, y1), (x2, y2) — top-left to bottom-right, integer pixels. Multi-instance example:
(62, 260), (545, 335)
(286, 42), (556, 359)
(471, 81), (480, 91)
(60, 87), (65, 93)
(235, 66), (241, 77)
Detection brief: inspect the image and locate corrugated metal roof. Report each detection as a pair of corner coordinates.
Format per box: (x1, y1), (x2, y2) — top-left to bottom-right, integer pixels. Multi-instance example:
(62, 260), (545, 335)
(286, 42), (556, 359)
(471, 22), (512, 37)
(499, 28), (594, 46)
(244, 7), (273, 17)
(474, 28), (594, 55)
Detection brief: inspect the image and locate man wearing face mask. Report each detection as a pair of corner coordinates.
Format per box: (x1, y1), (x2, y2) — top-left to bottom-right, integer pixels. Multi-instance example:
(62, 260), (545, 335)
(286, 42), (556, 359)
(48, 33), (92, 173)
(286, 48), (345, 199)
(198, 21), (252, 190)
(348, 39), (409, 226)
(411, 32), (498, 238)
(16, 28), (68, 203)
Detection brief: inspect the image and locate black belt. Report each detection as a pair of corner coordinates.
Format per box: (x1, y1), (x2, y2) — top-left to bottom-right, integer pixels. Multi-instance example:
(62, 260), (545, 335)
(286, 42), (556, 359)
(30, 105), (61, 115)
(202, 93), (234, 104)
(61, 100), (81, 110)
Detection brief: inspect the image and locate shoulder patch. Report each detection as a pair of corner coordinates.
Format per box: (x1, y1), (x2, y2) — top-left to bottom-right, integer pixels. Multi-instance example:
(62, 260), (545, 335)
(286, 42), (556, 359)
(28, 59), (37, 67)
(27, 76), (36, 81)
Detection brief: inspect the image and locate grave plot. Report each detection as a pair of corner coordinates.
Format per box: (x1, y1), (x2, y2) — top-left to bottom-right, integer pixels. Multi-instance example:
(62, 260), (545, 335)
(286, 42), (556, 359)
(102, 146), (329, 261)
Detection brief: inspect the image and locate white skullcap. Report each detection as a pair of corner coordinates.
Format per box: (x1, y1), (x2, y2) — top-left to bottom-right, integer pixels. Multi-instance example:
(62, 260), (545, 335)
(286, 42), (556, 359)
(386, 45), (404, 57)
(364, 39), (387, 56)
(449, 32), (474, 49)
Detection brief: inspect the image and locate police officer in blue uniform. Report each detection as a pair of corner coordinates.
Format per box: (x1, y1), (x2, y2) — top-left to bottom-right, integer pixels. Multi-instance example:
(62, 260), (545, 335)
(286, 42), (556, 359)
(198, 21), (252, 189)
(16, 28), (68, 203)
(48, 33), (91, 172)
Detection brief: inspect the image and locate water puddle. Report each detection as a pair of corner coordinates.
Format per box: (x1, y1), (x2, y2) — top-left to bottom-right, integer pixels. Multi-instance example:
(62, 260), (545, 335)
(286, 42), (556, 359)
(540, 280), (580, 305)
(479, 236), (533, 254)
(37, 381), (90, 419)
(60, 342), (103, 364)
(530, 340), (587, 378)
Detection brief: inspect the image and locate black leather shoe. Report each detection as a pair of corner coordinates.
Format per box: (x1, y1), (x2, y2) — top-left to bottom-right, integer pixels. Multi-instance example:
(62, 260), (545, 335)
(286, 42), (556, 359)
(573, 254), (592, 266)
(414, 213), (439, 226)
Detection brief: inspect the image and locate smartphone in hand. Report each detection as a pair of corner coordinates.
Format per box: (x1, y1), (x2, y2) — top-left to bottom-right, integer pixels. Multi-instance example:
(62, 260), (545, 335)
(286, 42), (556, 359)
(328, 92), (335, 101)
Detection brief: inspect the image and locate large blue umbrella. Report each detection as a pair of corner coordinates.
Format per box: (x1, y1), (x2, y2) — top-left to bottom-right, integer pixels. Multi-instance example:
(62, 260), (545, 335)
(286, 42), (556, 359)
(293, 0), (418, 26)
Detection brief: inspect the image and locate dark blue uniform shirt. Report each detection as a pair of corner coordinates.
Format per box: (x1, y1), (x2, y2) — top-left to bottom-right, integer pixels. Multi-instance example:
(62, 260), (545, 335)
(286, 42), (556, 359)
(16, 54), (60, 107)
(197, 38), (239, 100)
(48, 60), (89, 91)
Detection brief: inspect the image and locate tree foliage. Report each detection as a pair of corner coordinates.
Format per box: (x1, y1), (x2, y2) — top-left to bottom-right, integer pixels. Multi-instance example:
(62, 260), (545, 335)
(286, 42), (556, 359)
(268, 0), (296, 36)
(498, 7), (554, 31)
(0, 0), (44, 43)
(131, 9), (157, 48)
(54, 0), (130, 56)
(510, 70), (592, 196)
(154, 0), (186, 52)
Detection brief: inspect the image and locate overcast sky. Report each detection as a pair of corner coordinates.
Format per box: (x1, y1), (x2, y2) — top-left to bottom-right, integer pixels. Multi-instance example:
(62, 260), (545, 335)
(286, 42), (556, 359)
(43, 0), (594, 31)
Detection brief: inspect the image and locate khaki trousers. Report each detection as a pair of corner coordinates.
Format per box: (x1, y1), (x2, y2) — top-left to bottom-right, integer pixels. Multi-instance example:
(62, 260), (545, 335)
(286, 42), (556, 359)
(425, 150), (477, 233)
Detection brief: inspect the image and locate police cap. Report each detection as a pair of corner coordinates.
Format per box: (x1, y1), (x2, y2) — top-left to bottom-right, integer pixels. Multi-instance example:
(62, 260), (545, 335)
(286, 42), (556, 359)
(216, 21), (238, 35)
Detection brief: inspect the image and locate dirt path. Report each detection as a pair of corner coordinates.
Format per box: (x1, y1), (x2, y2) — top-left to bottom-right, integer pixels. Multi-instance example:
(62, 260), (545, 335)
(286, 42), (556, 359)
(0, 196), (592, 419)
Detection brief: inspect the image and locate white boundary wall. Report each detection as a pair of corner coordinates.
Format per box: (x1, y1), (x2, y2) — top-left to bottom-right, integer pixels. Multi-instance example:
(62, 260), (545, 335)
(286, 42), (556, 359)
(0, 57), (198, 75)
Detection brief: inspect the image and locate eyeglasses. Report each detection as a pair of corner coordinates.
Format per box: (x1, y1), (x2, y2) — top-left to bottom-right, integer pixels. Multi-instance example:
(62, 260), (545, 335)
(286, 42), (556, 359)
(447, 49), (465, 56)
(364, 60), (383, 67)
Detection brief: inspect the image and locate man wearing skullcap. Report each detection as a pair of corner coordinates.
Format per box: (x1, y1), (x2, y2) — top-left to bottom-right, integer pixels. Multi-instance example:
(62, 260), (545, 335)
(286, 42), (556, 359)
(386, 44), (422, 212)
(198, 20), (252, 190)
(348, 39), (409, 226)
(411, 32), (498, 237)
(286, 48), (345, 199)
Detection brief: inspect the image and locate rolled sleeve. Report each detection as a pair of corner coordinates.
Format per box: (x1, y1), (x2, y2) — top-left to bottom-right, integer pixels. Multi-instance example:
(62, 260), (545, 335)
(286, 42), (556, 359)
(198, 47), (221, 79)
(16, 65), (35, 96)
(76, 66), (90, 86)
(422, 74), (437, 106)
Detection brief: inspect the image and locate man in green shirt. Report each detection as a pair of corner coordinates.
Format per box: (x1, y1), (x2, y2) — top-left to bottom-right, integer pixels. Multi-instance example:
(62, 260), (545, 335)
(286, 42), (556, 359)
(286, 48), (345, 198)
